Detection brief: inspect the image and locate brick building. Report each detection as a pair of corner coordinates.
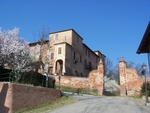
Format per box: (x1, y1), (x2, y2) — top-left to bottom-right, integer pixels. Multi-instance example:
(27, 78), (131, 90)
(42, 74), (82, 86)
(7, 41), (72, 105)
(30, 29), (105, 77)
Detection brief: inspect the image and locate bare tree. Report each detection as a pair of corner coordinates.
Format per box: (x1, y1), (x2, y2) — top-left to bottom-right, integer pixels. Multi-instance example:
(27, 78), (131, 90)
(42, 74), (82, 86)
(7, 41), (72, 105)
(105, 57), (113, 78)
(126, 61), (143, 75)
(29, 25), (50, 87)
(30, 26), (50, 72)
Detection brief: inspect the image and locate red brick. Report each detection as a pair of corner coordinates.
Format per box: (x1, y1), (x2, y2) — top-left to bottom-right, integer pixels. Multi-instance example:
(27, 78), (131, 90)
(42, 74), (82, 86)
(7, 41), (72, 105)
(0, 82), (61, 113)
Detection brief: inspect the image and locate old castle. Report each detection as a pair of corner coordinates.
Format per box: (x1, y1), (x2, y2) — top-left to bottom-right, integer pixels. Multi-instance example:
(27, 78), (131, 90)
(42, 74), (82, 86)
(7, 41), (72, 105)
(29, 29), (105, 77)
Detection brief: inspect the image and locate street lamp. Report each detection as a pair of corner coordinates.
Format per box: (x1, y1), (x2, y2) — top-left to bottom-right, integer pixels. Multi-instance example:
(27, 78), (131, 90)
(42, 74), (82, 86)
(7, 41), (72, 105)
(142, 63), (149, 103)
(45, 64), (49, 87)
(58, 75), (61, 90)
(58, 64), (62, 90)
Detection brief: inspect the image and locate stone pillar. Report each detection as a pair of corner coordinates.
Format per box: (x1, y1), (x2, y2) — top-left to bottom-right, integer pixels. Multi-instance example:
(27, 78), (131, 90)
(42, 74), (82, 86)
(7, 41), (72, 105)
(97, 59), (104, 96)
(98, 59), (104, 74)
(119, 57), (127, 96)
(97, 87), (103, 96)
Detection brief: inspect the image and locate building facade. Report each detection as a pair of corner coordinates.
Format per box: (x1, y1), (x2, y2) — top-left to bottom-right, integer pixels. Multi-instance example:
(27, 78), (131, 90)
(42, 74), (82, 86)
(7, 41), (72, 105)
(30, 29), (105, 77)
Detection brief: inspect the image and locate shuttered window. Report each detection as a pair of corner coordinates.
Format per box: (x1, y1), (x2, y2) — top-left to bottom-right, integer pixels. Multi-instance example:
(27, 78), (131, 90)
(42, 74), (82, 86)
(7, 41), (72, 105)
(58, 47), (61, 54)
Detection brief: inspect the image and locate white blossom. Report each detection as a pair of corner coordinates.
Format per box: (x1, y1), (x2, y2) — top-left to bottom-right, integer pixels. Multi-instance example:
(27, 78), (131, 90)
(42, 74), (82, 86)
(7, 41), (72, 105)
(0, 27), (30, 72)
(104, 76), (120, 93)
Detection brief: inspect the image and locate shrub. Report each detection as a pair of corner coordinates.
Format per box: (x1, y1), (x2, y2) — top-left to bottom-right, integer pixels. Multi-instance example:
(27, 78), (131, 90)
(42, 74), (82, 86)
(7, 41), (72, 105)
(19, 71), (55, 88)
(0, 67), (11, 81)
(55, 84), (98, 95)
(141, 82), (150, 96)
(0, 68), (55, 88)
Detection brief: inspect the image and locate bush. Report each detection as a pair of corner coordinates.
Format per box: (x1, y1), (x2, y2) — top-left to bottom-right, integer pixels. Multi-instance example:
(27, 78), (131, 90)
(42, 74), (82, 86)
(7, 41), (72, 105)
(0, 68), (55, 88)
(0, 67), (11, 81)
(141, 82), (150, 96)
(55, 84), (98, 95)
(19, 71), (55, 88)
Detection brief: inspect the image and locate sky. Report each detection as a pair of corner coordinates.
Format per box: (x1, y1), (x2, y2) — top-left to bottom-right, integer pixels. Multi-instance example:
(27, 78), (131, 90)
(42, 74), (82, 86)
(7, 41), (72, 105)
(0, 0), (150, 67)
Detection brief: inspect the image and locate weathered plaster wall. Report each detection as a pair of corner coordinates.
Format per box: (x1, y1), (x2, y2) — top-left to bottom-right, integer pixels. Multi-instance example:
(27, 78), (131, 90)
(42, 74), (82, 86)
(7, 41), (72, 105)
(119, 58), (143, 96)
(0, 82), (61, 113)
(126, 68), (143, 96)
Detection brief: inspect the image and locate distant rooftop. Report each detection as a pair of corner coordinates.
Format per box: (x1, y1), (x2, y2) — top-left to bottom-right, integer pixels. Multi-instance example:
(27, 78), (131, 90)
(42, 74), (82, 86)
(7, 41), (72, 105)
(29, 40), (49, 46)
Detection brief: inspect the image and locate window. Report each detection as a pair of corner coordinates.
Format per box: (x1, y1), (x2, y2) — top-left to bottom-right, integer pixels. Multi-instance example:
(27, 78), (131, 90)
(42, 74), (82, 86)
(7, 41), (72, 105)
(64, 36), (67, 40)
(80, 56), (82, 62)
(58, 47), (61, 54)
(75, 70), (78, 76)
(49, 67), (53, 75)
(73, 51), (76, 60)
(85, 59), (87, 65)
(96, 57), (97, 63)
(88, 52), (90, 57)
(89, 62), (91, 69)
(55, 34), (59, 40)
(51, 53), (54, 59)
(86, 49), (88, 56)
(77, 37), (79, 42)
(73, 52), (78, 63)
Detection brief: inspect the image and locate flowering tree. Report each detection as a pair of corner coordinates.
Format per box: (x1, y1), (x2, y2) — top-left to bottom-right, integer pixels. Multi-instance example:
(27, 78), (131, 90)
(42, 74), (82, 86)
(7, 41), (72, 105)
(0, 27), (31, 81)
(104, 76), (120, 95)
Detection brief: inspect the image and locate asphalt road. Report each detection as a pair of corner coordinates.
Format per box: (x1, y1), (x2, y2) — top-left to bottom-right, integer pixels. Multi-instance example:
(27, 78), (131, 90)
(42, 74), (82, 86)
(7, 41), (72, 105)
(48, 93), (150, 113)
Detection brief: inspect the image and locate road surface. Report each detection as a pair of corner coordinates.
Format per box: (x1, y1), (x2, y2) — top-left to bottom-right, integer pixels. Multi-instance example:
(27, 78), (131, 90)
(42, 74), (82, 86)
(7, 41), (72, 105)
(47, 93), (150, 113)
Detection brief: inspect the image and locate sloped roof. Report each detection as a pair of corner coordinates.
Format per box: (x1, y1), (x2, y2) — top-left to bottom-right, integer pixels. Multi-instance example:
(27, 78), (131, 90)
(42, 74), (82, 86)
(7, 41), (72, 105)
(29, 40), (49, 46)
(50, 29), (83, 40)
(137, 22), (150, 54)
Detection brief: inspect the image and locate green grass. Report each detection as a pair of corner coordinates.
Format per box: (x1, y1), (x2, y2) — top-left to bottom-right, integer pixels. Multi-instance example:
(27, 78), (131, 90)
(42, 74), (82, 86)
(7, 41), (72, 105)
(128, 96), (143, 101)
(15, 96), (77, 113)
(55, 84), (98, 96)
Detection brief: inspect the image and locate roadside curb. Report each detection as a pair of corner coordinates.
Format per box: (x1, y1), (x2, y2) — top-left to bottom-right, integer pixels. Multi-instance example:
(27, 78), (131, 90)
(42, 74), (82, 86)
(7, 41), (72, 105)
(146, 103), (150, 108)
(62, 91), (95, 97)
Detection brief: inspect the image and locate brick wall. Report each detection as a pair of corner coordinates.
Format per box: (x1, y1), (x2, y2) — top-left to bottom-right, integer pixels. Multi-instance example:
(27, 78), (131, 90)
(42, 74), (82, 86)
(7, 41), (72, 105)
(119, 58), (143, 96)
(53, 60), (104, 96)
(0, 82), (61, 113)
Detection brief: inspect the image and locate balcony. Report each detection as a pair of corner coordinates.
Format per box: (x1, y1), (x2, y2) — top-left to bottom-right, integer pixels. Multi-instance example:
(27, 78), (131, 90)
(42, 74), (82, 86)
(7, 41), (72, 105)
(73, 58), (78, 63)
(85, 64), (91, 70)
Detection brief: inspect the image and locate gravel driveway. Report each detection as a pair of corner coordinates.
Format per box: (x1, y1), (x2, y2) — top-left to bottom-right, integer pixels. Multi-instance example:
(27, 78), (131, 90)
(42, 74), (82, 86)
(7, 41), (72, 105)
(47, 92), (150, 113)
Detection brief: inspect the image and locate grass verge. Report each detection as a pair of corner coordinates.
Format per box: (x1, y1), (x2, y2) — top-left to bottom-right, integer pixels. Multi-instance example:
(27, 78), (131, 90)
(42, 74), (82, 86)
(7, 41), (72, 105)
(128, 96), (143, 101)
(55, 84), (98, 96)
(15, 96), (77, 113)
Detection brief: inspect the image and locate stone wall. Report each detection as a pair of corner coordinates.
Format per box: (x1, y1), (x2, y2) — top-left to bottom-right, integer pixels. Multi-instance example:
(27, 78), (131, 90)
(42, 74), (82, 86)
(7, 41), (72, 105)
(119, 58), (143, 96)
(53, 60), (104, 96)
(0, 82), (61, 113)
